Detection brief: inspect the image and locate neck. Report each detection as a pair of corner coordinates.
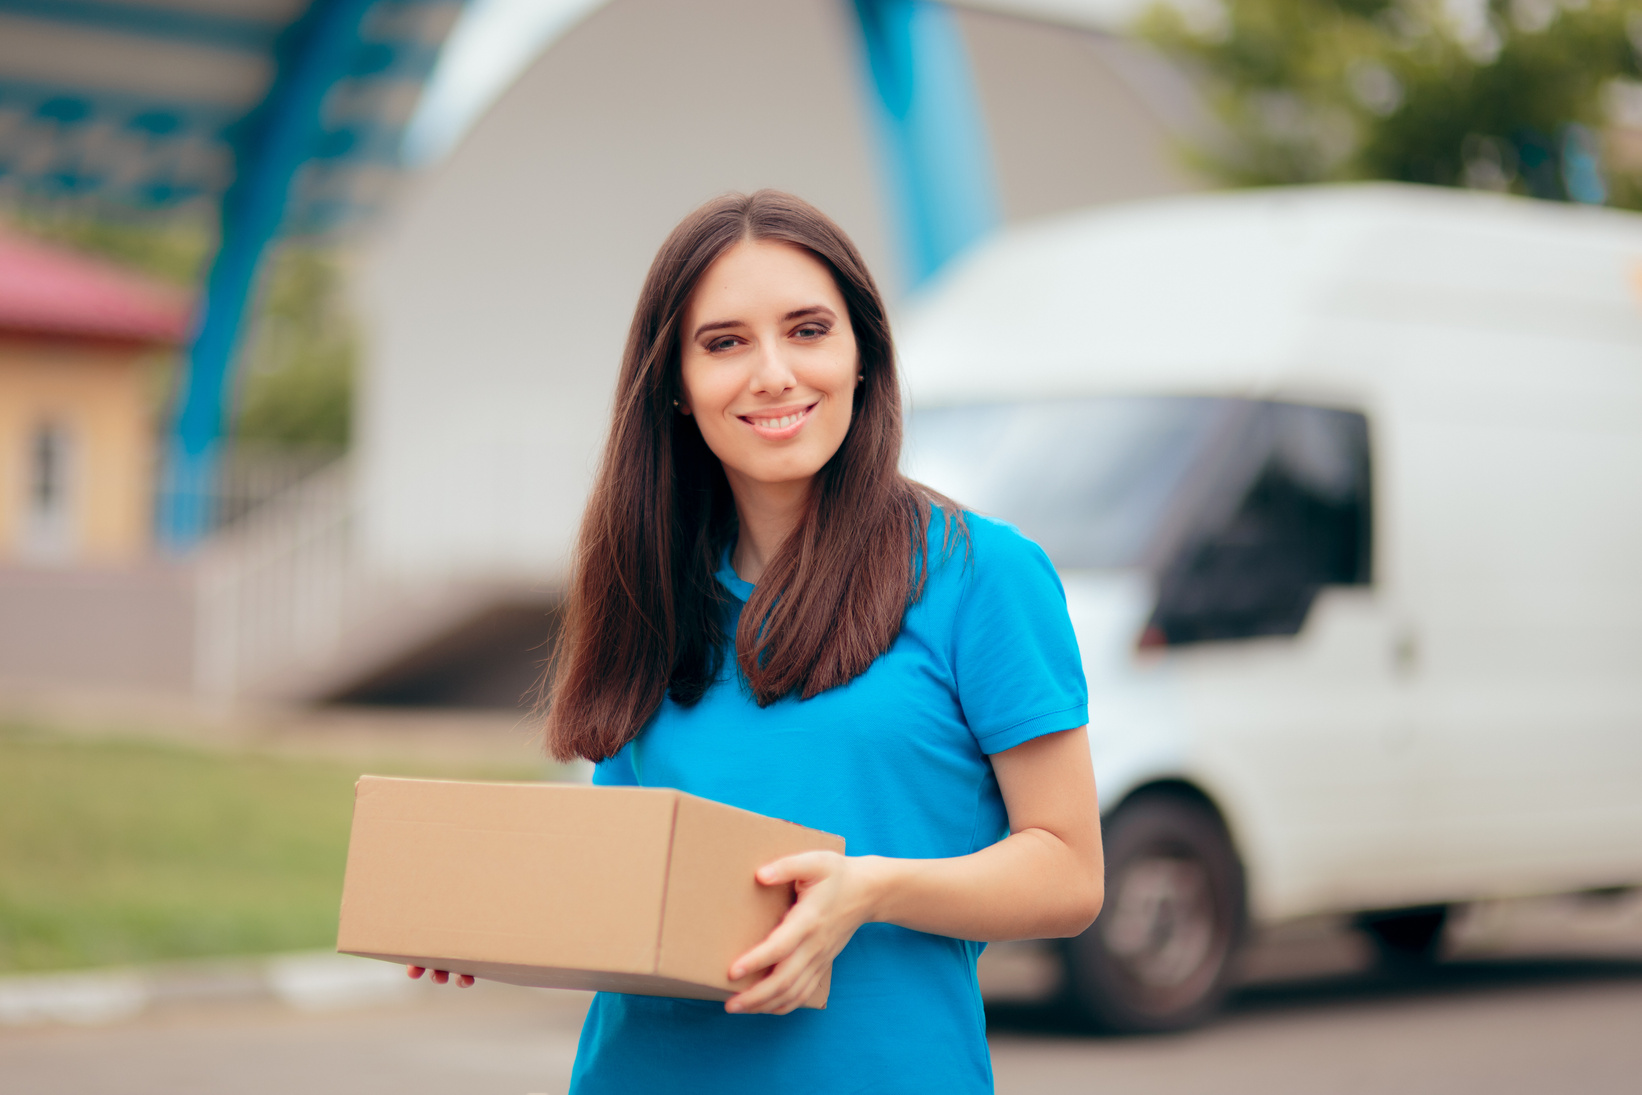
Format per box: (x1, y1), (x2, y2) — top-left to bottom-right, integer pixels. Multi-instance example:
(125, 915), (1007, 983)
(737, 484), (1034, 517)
(726, 471), (813, 585)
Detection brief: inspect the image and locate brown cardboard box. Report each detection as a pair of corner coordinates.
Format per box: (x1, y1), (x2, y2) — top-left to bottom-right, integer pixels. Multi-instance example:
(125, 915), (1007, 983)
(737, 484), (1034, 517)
(336, 776), (846, 1008)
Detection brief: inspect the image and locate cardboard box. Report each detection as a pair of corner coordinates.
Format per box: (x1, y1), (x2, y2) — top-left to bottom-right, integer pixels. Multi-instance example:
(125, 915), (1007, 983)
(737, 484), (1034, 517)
(336, 776), (845, 1008)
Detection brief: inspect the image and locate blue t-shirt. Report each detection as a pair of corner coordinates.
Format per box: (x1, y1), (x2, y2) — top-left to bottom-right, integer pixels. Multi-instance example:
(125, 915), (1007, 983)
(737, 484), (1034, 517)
(569, 510), (1088, 1095)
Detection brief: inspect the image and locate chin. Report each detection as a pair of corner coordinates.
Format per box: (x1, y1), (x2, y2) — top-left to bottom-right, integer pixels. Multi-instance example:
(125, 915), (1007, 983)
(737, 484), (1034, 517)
(752, 467), (826, 487)
(737, 457), (829, 486)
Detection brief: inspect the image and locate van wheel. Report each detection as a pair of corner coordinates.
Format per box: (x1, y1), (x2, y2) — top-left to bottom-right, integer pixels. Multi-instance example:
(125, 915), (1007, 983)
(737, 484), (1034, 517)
(1062, 792), (1246, 1033)
(1357, 905), (1448, 971)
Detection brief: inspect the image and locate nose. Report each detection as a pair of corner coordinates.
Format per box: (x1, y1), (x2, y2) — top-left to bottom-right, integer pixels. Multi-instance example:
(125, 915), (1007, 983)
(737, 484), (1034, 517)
(748, 340), (797, 397)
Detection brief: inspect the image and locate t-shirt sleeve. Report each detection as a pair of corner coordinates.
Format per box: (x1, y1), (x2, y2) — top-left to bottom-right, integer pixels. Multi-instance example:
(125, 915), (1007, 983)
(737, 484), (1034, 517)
(952, 517), (1089, 754)
(592, 742), (640, 786)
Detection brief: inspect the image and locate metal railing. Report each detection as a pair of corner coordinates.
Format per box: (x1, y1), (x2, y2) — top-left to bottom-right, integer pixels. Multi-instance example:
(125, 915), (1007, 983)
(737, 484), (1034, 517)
(193, 457), (360, 703)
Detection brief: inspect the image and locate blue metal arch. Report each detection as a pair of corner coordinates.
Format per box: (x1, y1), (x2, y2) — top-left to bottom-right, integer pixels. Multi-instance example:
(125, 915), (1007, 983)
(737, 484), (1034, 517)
(160, 0), (385, 546)
(850, 0), (999, 291)
(0, 0), (462, 549)
(4, 0), (995, 548)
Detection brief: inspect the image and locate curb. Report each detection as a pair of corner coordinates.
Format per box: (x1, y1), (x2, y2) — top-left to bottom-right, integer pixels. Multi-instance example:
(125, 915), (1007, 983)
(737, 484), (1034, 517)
(0, 951), (417, 1028)
(0, 941), (1072, 1027)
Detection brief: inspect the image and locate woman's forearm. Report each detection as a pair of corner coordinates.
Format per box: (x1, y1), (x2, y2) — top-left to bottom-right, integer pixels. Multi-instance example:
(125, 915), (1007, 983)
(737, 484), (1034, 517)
(726, 730), (1103, 1014)
(857, 827), (1104, 943)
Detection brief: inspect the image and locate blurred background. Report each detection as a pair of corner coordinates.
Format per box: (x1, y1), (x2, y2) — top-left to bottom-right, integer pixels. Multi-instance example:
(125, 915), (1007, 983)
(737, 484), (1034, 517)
(1, 0), (1640, 1091)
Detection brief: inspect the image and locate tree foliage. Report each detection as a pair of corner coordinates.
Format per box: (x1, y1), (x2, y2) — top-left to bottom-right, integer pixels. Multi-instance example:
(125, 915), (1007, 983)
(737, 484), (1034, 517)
(1140, 0), (1642, 204)
(9, 207), (212, 287)
(232, 246), (356, 452)
(7, 206), (357, 451)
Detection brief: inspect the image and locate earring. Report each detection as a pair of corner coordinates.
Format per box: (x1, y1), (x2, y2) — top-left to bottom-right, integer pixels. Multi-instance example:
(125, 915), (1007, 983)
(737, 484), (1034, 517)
(857, 373), (864, 381)
(672, 399), (679, 407)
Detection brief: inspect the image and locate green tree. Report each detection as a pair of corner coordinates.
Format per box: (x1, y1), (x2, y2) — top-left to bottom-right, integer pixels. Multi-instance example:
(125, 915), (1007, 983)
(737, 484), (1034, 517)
(9, 207), (211, 287)
(232, 245), (356, 452)
(7, 207), (357, 451)
(1140, 0), (1642, 204)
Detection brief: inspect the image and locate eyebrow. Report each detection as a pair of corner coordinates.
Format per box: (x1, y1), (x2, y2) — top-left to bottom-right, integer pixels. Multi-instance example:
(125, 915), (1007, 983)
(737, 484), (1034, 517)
(691, 305), (837, 341)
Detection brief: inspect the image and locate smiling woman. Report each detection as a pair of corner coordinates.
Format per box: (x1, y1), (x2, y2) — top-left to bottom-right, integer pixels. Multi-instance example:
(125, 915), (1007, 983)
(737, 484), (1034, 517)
(677, 239), (861, 581)
(547, 191), (940, 730)
(414, 191), (1103, 1094)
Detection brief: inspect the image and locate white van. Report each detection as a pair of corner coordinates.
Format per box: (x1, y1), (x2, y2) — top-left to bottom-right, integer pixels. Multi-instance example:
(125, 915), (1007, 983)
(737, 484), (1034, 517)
(896, 183), (1642, 1031)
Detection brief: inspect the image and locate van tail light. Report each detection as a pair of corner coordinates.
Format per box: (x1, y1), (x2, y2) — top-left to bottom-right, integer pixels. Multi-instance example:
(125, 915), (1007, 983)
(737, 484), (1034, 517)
(1136, 624), (1169, 651)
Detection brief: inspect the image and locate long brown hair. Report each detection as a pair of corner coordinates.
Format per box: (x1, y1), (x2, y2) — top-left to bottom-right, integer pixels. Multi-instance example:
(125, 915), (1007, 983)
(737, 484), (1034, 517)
(544, 190), (960, 763)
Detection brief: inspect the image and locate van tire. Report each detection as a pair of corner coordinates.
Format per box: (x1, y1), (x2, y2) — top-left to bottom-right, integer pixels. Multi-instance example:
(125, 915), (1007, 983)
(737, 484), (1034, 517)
(1062, 791), (1246, 1033)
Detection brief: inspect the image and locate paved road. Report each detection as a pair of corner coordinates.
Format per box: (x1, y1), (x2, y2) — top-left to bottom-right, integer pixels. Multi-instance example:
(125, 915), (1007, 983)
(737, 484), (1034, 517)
(5, 953), (1641, 1095)
(989, 958), (1642, 1094)
(10, 718), (1636, 1091)
(1, 984), (586, 1095)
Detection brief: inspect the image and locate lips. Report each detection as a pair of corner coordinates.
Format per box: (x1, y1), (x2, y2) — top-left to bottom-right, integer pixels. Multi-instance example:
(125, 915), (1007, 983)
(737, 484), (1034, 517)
(739, 402), (817, 438)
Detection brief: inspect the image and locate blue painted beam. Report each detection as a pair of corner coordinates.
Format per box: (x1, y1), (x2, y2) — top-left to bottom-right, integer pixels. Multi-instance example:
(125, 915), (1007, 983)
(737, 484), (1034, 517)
(159, 0), (380, 550)
(0, 78), (421, 217)
(849, 0), (999, 290)
(0, 77), (242, 134)
(0, 0), (278, 51)
(0, 82), (231, 209)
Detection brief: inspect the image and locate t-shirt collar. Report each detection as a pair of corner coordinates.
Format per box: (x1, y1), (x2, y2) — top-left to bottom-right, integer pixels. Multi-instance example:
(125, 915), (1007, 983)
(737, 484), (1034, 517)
(715, 540), (754, 603)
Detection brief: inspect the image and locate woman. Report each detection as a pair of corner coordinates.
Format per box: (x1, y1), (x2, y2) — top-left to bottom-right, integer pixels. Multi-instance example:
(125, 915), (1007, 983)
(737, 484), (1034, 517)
(419, 190), (1103, 1093)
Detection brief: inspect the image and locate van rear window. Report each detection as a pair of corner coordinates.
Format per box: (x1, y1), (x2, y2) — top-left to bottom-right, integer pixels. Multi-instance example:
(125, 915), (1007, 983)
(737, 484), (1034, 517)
(903, 396), (1229, 570)
(904, 397), (1373, 645)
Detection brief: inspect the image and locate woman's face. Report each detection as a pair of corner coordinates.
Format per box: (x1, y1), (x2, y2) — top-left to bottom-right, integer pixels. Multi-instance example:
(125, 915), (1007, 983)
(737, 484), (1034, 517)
(678, 238), (859, 493)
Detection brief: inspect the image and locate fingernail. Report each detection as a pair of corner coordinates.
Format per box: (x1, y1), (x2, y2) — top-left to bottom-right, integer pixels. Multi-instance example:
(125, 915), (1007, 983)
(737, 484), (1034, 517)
(729, 967), (742, 979)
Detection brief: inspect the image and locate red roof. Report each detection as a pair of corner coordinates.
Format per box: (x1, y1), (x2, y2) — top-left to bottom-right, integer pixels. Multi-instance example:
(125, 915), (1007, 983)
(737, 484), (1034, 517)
(0, 226), (192, 345)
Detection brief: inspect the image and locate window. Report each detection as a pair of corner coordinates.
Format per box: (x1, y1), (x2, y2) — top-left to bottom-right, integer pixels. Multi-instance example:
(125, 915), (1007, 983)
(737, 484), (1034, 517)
(1147, 404), (1372, 645)
(904, 396), (1373, 647)
(22, 421), (75, 562)
(903, 396), (1235, 570)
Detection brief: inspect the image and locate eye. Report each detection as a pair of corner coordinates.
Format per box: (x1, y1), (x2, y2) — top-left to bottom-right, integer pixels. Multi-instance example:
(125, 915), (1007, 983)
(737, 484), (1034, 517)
(793, 323), (828, 340)
(707, 336), (740, 352)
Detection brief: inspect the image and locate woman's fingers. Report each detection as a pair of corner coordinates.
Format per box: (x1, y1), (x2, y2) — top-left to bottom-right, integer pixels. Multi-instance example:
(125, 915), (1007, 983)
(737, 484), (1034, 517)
(761, 970), (813, 1016)
(726, 972), (791, 1013)
(727, 852), (864, 1013)
(754, 850), (835, 887)
(409, 968), (475, 988)
(732, 959), (818, 1015)
(728, 907), (810, 981)
(726, 940), (819, 1013)
(725, 954), (796, 1012)
(772, 969), (822, 1015)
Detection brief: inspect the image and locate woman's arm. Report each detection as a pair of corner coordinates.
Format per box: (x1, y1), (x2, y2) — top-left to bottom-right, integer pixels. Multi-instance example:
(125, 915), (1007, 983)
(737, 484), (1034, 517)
(724, 725), (1104, 1015)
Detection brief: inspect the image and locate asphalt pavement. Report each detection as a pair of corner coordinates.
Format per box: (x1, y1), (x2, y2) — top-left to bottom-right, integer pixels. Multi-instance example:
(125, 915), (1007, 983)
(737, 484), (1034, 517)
(989, 958), (1642, 1094)
(5, 896), (1641, 1095)
(9, 713), (1637, 1092)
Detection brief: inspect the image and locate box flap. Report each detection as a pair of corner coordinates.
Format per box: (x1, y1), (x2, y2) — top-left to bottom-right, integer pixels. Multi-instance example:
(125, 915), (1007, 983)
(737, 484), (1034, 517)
(657, 794), (845, 1008)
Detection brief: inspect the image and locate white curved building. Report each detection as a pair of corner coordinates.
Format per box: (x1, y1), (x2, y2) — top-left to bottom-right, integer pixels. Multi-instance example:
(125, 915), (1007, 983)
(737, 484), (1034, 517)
(353, 0), (1205, 585)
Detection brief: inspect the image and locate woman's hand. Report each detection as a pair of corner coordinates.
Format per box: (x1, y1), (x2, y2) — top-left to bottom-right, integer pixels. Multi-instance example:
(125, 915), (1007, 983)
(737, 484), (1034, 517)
(407, 965), (474, 988)
(724, 850), (882, 1015)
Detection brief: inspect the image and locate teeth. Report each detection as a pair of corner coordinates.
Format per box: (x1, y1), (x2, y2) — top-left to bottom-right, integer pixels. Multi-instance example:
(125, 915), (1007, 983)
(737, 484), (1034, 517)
(753, 411), (803, 428)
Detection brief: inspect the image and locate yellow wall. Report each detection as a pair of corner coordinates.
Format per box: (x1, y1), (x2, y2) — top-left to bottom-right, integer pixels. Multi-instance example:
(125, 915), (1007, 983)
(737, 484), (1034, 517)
(0, 336), (160, 564)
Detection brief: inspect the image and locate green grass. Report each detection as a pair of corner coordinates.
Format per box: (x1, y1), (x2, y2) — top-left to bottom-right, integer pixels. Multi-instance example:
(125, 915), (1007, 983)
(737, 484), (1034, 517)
(0, 725), (542, 974)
